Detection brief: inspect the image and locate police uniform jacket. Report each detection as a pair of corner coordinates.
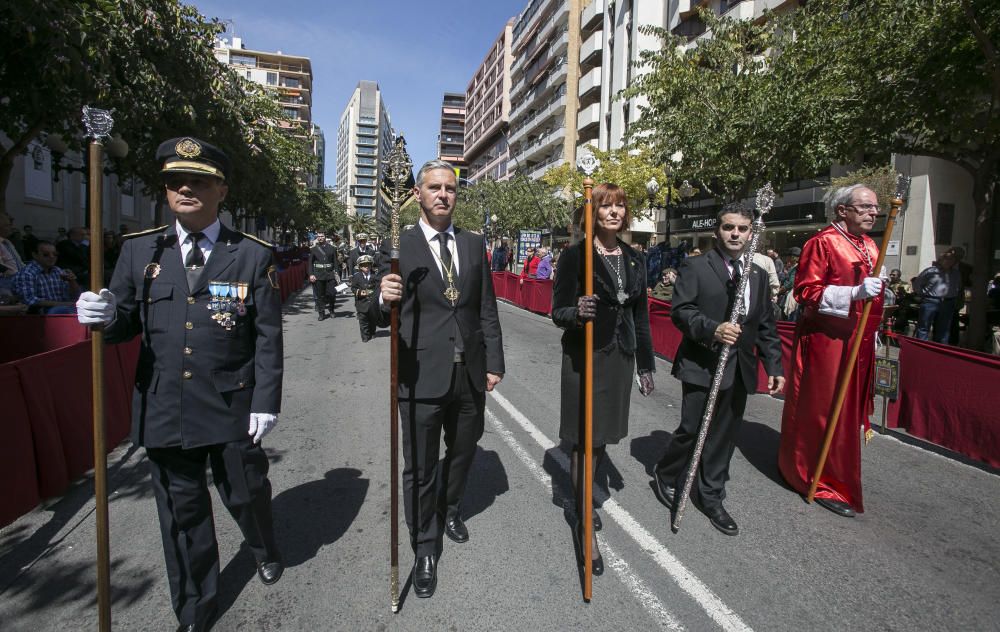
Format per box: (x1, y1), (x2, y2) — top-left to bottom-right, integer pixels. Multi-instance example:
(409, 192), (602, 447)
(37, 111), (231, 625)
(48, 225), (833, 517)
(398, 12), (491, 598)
(104, 223), (283, 448)
(350, 270), (377, 310)
(309, 243), (340, 281)
(348, 244), (375, 273)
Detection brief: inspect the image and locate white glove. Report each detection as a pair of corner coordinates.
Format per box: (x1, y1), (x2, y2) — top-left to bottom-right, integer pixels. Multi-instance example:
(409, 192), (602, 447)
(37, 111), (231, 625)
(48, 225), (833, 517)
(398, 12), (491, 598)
(249, 413), (278, 444)
(851, 277), (883, 300)
(76, 288), (116, 326)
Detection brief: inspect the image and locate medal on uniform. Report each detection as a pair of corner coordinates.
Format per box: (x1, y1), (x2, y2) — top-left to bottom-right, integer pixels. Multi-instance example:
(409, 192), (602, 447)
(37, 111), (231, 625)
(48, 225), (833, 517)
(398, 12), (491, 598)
(236, 282), (248, 316)
(144, 263), (161, 280)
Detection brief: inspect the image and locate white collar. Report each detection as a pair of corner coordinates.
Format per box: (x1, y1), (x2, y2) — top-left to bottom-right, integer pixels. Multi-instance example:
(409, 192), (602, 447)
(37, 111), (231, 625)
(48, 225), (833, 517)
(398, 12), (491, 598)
(418, 218), (455, 243)
(176, 218), (221, 245)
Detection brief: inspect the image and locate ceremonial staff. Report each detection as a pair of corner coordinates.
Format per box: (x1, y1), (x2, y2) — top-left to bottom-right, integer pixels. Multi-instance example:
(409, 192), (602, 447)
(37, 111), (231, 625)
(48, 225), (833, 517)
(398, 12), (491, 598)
(576, 151), (599, 601)
(807, 175), (909, 502)
(672, 183), (775, 531)
(82, 105), (114, 632)
(383, 135), (412, 613)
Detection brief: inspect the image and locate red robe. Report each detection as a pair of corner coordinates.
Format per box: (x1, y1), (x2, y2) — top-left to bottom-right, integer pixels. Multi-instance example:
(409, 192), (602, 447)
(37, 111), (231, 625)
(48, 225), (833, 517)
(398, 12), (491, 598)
(778, 224), (883, 512)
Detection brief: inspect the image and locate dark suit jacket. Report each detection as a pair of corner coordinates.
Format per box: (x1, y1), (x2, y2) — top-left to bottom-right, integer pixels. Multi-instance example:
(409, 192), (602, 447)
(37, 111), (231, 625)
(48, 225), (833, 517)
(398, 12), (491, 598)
(373, 226), (504, 400)
(551, 239), (655, 372)
(348, 244), (376, 274)
(308, 243), (340, 281)
(104, 223), (283, 448)
(350, 270), (377, 310)
(671, 248), (782, 392)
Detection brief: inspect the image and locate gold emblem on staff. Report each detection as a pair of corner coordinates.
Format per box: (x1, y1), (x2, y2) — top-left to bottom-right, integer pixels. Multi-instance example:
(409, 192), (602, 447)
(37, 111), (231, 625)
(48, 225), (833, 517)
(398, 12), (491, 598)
(443, 286), (460, 305)
(144, 263), (161, 279)
(175, 138), (202, 159)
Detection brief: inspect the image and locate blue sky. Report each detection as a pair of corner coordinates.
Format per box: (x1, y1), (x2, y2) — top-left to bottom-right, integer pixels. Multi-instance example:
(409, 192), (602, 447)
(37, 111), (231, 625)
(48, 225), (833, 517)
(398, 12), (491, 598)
(186, 0), (528, 187)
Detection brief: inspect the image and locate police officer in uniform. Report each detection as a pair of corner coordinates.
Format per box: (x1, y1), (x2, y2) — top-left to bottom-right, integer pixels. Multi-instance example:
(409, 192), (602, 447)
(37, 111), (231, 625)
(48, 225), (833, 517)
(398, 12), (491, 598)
(308, 231), (340, 320)
(348, 232), (376, 274)
(76, 137), (283, 632)
(350, 253), (378, 341)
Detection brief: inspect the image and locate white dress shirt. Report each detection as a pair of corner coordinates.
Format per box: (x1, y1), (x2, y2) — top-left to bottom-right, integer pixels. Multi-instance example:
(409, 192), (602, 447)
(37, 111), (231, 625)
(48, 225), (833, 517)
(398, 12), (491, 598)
(417, 218), (459, 278)
(176, 219), (221, 266)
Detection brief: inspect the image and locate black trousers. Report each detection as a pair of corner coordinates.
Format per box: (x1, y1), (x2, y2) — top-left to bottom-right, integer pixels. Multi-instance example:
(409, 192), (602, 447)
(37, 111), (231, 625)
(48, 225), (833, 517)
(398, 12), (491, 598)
(146, 440), (280, 627)
(356, 302), (376, 341)
(399, 363), (485, 557)
(654, 373), (749, 509)
(312, 278), (336, 313)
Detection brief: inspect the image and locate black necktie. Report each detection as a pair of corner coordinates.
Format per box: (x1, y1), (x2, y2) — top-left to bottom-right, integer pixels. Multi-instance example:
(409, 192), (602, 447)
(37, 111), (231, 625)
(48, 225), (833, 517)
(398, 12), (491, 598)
(731, 259), (743, 285)
(436, 233), (457, 282)
(185, 232), (206, 290)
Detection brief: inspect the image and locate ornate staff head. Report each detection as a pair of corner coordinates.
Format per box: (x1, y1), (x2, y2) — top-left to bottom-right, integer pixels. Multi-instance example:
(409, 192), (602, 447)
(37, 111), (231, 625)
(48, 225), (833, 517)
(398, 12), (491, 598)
(383, 135), (412, 255)
(576, 151), (600, 178)
(82, 106), (114, 143)
(892, 173), (911, 212)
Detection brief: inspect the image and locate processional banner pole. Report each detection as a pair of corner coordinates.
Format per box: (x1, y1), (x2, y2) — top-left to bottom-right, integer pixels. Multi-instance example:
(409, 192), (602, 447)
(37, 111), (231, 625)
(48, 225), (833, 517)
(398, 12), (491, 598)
(384, 135), (411, 613)
(672, 184), (775, 531)
(82, 105), (114, 632)
(577, 151), (599, 601)
(807, 175), (910, 502)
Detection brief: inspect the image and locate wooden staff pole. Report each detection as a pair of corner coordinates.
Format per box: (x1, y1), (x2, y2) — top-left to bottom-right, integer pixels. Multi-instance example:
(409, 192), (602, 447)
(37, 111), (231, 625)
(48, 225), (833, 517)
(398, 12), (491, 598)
(807, 195), (904, 502)
(582, 175), (594, 602)
(88, 139), (111, 632)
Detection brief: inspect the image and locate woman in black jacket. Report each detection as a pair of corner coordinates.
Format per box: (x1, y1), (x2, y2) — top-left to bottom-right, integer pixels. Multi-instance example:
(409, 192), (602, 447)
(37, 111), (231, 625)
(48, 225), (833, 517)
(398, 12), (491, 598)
(551, 183), (655, 575)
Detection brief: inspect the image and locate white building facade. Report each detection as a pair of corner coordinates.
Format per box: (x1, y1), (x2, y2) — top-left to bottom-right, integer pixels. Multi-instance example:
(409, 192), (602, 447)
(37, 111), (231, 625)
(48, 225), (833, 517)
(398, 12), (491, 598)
(335, 81), (395, 221)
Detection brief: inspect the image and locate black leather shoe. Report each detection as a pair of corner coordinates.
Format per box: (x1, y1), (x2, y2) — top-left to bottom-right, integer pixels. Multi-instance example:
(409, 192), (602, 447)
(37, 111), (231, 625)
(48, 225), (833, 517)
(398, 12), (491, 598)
(317, 312), (326, 321)
(693, 499), (739, 536)
(572, 523), (604, 576)
(592, 509), (602, 532)
(815, 497), (857, 517)
(176, 625), (206, 632)
(445, 516), (469, 543)
(652, 472), (676, 511)
(257, 559), (284, 585)
(413, 555), (437, 598)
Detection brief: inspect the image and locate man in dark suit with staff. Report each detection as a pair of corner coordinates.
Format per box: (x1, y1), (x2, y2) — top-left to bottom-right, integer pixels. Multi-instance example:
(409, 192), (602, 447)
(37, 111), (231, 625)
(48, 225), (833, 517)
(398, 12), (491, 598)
(651, 204), (784, 536)
(375, 159), (505, 599)
(76, 137), (284, 631)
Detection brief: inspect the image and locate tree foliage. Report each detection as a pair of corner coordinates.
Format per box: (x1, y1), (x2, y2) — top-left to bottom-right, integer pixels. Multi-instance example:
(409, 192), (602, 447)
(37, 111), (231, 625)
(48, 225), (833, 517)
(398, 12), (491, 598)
(0, 0), (314, 229)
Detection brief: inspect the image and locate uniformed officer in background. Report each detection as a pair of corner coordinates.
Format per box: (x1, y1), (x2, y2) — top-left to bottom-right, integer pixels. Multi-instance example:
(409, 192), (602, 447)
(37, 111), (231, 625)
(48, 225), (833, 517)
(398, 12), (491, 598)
(308, 231), (340, 320)
(350, 253), (378, 341)
(348, 232), (376, 274)
(76, 136), (284, 632)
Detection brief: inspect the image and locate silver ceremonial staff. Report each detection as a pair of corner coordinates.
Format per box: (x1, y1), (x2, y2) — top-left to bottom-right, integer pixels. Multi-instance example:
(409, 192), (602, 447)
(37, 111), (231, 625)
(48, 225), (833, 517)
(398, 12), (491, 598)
(672, 183), (775, 532)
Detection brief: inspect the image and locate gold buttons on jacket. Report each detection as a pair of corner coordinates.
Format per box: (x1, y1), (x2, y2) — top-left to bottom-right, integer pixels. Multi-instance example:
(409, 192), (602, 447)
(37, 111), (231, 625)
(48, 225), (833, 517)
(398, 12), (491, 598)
(182, 370), (193, 379)
(187, 296), (196, 304)
(183, 347), (192, 355)
(185, 321), (193, 330)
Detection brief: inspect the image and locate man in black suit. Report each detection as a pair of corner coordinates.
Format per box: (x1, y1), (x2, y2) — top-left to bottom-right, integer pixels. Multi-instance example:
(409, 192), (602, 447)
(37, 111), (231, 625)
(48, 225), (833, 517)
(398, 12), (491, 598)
(651, 205), (784, 536)
(308, 231), (340, 320)
(76, 137), (284, 631)
(376, 159), (505, 598)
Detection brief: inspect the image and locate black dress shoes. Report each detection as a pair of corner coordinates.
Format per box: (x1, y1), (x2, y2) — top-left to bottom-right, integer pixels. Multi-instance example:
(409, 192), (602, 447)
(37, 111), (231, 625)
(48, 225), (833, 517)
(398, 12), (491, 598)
(693, 498), (739, 536)
(652, 472), (677, 511)
(572, 523), (604, 576)
(257, 559), (284, 585)
(413, 555), (437, 598)
(815, 497), (857, 517)
(317, 312), (326, 321)
(445, 516), (469, 543)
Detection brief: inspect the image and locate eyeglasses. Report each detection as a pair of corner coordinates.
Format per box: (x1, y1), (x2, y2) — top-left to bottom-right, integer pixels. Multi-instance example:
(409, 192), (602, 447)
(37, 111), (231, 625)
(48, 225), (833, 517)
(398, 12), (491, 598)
(846, 204), (879, 213)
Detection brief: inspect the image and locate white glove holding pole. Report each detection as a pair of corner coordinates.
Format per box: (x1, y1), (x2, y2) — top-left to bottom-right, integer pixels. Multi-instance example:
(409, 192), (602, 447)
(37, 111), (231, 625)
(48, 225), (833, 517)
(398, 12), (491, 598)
(249, 413), (278, 444)
(851, 277), (883, 300)
(76, 288), (116, 326)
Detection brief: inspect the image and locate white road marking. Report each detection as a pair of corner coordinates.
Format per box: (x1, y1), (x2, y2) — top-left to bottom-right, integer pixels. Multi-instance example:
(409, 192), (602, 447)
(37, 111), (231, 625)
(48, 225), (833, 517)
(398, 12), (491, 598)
(484, 407), (685, 631)
(489, 390), (755, 632)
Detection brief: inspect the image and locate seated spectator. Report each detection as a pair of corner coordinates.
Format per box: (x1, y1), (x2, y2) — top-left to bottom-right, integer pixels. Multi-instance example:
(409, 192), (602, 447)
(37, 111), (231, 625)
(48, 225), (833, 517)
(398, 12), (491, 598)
(20, 224), (39, 261)
(12, 241), (80, 314)
(0, 213), (26, 294)
(0, 286), (28, 316)
(535, 246), (553, 280)
(650, 267), (678, 303)
(57, 226), (90, 288)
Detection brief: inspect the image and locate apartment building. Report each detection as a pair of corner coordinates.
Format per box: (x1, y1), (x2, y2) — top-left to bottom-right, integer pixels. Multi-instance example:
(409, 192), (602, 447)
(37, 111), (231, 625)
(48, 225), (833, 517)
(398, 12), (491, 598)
(336, 81), (395, 220)
(214, 37), (324, 188)
(464, 19), (516, 183)
(438, 93), (468, 181)
(507, 0), (584, 182)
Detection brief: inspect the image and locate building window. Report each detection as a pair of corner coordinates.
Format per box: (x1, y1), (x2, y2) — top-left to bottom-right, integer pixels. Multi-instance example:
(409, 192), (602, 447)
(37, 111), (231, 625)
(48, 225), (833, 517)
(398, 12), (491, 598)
(282, 77), (300, 89)
(356, 166), (377, 176)
(266, 72), (278, 86)
(282, 107), (300, 120)
(935, 203), (955, 245)
(231, 54), (257, 67)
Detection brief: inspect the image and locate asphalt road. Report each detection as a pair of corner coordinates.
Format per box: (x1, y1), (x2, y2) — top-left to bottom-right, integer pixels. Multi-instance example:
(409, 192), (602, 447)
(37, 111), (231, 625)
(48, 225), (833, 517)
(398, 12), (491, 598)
(2, 289), (998, 631)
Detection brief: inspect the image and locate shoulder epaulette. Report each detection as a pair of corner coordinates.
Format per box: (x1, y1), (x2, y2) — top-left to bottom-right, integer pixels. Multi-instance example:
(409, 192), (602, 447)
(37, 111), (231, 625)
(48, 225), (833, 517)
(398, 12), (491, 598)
(121, 225), (168, 240)
(239, 231), (272, 248)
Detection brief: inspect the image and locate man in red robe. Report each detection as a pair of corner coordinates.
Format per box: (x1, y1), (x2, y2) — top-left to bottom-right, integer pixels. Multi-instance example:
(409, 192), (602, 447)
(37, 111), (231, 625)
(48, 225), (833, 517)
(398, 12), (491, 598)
(778, 184), (884, 517)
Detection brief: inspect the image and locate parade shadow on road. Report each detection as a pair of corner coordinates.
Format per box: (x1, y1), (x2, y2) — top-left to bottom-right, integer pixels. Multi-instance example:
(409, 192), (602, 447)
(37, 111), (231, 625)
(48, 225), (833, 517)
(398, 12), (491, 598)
(214, 468), (369, 622)
(736, 421), (793, 491)
(629, 430), (672, 476)
(459, 447), (510, 521)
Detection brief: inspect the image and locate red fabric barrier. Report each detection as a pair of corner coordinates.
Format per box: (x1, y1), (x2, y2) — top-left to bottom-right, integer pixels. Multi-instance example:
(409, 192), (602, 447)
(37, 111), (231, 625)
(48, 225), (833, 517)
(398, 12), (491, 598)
(491, 272), (508, 301)
(648, 298), (683, 361)
(887, 337), (1000, 468)
(0, 315), (90, 364)
(0, 364), (41, 527)
(278, 261), (306, 303)
(521, 278), (553, 315)
(755, 321), (797, 394)
(504, 273), (520, 305)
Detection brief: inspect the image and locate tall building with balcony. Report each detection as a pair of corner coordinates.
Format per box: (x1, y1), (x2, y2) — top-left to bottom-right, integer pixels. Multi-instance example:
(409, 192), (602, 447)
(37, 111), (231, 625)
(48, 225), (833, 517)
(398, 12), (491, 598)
(437, 93), (468, 181)
(336, 81), (395, 221)
(507, 0), (585, 182)
(464, 19), (516, 183)
(213, 37), (324, 187)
